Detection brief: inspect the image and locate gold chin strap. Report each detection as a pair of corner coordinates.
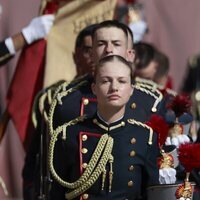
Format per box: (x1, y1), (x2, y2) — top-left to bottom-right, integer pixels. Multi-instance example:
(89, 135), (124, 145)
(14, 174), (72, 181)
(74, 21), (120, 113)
(48, 116), (114, 199)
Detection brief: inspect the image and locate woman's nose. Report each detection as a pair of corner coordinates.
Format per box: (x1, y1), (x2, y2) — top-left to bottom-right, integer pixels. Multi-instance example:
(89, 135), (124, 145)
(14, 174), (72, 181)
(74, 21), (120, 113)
(111, 82), (118, 92)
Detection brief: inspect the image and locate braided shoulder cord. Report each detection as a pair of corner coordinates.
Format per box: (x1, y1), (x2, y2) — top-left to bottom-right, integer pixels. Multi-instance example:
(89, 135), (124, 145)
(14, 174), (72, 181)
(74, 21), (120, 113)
(48, 116), (113, 190)
(52, 81), (69, 100)
(48, 80), (88, 136)
(135, 77), (157, 89)
(49, 128), (108, 188)
(65, 136), (113, 199)
(127, 119), (153, 145)
(135, 77), (177, 97)
(136, 82), (158, 92)
(52, 74), (89, 100)
(134, 85), (163, 112)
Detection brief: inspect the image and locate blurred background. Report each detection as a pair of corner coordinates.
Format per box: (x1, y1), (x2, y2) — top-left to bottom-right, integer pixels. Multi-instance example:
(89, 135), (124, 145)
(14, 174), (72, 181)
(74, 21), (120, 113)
(1, 0), (200, 198)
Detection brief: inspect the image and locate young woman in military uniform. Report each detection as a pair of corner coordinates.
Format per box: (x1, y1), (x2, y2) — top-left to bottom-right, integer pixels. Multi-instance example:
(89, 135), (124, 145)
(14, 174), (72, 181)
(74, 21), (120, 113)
(48, 55), (159, 200)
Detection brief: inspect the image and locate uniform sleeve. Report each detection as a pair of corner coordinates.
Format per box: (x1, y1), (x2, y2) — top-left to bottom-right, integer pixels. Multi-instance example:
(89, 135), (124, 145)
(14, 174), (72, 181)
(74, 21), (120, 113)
(145, 132), (159, 186)
(0, 40), (14, 66)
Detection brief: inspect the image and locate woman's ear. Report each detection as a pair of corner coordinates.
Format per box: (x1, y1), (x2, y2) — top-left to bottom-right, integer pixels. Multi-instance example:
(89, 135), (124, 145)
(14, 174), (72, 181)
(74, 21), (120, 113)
(91, 83), (96, 95)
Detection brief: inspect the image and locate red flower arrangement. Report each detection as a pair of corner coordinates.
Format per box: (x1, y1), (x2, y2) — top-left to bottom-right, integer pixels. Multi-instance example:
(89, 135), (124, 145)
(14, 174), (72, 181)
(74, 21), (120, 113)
(167, 94), (191, 118)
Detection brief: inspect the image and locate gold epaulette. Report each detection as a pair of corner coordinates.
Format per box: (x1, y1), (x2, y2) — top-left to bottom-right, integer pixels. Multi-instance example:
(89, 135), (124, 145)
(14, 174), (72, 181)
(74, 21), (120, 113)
(48, 79), (89, 135)
(135, 77), (177, 97)
(127, 119), (153, 145)
(56, 79), (89, 105)
(133, 79), (163, 112)
(135, 77), (158, 91)
(54, 115), (87, 139)
(188, 54), (200, 68)
(52, 74), (89, 100)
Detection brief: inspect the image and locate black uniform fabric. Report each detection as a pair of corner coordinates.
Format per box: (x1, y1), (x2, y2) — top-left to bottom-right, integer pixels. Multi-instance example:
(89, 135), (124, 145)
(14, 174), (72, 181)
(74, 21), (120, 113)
(0, 41), (13, 66)
(50, 114), (159, 200)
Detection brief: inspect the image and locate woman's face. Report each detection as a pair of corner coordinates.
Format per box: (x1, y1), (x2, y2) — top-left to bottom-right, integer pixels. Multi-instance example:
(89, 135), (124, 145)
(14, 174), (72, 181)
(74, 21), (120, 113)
(92, 60), (133, 111)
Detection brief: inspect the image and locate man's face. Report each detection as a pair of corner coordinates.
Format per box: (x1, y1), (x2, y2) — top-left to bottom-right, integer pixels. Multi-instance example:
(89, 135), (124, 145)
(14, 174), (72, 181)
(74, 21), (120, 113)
(92, 27), (128, 63)
(92, 60), (133, 112)
(74, 35), (94, 76)
(135, 60), (158, 80)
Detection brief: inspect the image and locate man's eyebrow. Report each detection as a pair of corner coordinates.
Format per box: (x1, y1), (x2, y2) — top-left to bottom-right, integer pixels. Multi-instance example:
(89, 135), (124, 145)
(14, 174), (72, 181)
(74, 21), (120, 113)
(97, 39), (122, 43)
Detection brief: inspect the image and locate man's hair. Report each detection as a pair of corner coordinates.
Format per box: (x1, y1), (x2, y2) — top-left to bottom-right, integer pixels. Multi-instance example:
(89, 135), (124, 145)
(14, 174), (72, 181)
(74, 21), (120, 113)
(121, 23), (134, 49)
(154, 50), (169, 79)
(75, 23), (98, 49)
(92, 20), (128, 40)
(134, 42), (156, 70)
(93, 55), (134, 81)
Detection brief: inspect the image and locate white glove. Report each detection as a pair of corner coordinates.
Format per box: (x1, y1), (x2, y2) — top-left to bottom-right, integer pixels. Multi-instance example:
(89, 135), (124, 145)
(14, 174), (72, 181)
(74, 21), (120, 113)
(22, 14), (55, 44)
(165, 135), (190, 147)
(159, 168), (176, 184)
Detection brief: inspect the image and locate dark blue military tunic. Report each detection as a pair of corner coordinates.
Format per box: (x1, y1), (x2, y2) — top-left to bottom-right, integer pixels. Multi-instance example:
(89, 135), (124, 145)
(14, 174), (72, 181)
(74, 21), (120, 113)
(50, 114), (159, 200)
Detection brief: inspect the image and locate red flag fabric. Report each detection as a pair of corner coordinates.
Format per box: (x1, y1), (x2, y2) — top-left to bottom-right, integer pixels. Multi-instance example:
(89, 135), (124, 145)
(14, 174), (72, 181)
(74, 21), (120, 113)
(6, 40), (46, 148)
(5, 1), (59, 149)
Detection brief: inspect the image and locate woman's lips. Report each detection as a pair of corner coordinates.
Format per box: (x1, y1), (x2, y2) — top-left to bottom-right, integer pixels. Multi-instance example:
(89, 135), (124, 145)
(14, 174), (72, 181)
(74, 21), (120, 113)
(108, 94), (120, 100)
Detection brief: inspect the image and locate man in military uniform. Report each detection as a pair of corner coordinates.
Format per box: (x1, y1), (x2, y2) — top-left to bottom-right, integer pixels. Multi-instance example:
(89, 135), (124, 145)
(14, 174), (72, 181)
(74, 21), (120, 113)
(49, 55), (159, 200)
(50, 20), (163, 134)
(22, 23), (99, 200)
(0, 14), (54, 66)
(73, 24), (98, 77)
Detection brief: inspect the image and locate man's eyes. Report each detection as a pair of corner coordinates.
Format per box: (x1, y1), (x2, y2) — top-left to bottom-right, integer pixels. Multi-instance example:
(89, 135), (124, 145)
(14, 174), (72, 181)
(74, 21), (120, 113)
(113, 43), (121, 46)
(97, 42), (104, 46)
(101, 79), (109, 83)
(97, 42), (121, 47)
